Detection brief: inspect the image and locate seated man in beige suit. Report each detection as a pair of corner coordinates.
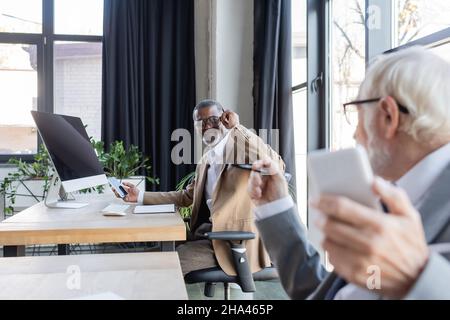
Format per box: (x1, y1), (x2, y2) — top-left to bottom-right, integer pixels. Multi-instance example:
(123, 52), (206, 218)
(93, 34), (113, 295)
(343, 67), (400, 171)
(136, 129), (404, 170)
(121, 99), (285, 276)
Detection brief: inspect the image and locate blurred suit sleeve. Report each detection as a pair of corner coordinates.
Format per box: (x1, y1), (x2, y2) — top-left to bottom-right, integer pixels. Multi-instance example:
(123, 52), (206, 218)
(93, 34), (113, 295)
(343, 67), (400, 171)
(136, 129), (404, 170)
(255, 206), (329, 299)
(405, 253), (450, 300)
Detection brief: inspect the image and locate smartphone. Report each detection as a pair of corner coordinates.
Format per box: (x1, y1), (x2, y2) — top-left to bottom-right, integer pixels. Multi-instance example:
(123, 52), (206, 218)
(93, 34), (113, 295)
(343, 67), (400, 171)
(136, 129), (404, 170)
(307, 146), (382, 247)
(308, 146), (381, 210)
(108, 177), (129, 199)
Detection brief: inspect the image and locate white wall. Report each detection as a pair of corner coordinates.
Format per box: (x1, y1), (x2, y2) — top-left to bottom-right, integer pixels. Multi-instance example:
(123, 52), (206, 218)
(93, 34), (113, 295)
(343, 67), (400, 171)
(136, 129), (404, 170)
(0, 166), (14, 181)
(215, 0), (254, 128)
(195, 0), (254, 128)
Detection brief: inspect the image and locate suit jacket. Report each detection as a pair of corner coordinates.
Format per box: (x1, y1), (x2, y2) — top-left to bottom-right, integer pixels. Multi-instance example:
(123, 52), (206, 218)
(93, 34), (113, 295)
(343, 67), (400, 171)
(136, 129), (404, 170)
(143, 125), (285, 276)
(256, 161), (450, 300)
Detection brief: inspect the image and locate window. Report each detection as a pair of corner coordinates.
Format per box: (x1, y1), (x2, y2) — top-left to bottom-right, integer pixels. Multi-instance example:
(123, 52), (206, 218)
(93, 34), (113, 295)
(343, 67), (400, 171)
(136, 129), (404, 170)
(330, 0), (366, 151)
(0, 0), (103, 161)
(0, 0), (42, 34)
(328, 0), (450, 153)
(0, 43), (38, 155)
(54, 0), (103, 36)
(430, 40), (450, 62)
(395, 0), (450, 47)
(292, 0), (308, 225)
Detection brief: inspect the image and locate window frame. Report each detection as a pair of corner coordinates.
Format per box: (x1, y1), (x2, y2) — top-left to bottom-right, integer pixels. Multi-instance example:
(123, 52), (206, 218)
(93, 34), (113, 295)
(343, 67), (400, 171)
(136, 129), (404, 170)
(291, 0), (330, 226)
(292, 0), (329, 152)
(386, 27), (450, 53)
(290, 0), (330, 231)
(365, 1), (450, 61)
(306, 0), (330, 152)
(318, 0), (450, 151)
(366, 0), (394, 62)
(0, 0), (103, 163)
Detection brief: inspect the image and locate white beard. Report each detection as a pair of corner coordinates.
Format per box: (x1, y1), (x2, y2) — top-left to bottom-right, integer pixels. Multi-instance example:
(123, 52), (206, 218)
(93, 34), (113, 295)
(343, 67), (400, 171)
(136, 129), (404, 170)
(365, 126), (392, 177)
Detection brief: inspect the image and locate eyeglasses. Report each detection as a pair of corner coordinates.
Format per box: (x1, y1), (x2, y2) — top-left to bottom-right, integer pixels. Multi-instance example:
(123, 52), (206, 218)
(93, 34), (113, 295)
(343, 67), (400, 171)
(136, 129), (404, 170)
(194, 116), (221, 129)
(342, 97), (410, 126)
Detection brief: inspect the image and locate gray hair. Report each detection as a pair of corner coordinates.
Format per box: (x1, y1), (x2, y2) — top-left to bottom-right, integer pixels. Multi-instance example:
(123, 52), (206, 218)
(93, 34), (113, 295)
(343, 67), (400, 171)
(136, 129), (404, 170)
(192, 99), (224, 120)
(359, 46), (450, 143)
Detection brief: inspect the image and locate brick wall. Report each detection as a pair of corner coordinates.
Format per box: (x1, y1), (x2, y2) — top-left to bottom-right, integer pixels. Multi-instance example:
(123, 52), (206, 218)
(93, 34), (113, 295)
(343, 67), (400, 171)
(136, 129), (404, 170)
(54, 55), (102, 141)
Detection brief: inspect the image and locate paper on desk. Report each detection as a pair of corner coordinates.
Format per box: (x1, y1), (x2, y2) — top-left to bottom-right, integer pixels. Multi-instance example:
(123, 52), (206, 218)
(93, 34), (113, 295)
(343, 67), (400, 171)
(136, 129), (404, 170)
(134, 204), (175, 214)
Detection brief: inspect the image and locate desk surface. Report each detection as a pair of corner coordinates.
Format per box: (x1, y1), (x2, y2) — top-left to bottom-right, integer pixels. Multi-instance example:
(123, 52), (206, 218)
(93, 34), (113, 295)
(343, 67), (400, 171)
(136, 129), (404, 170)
(0, 252), (188, 300)
(0, 193), (186, 246)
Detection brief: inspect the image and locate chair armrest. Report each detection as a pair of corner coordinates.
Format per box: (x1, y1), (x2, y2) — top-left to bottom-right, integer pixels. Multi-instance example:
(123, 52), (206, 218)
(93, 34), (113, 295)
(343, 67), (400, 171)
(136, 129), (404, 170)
(205, 231), (255, 241)
(206, 231), (256, 293)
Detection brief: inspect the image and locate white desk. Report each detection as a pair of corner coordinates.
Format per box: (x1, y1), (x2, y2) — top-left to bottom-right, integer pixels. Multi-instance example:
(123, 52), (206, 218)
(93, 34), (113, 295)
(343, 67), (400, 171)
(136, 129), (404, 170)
(0, 194), (186, 257)
(0, 252), (188, 300)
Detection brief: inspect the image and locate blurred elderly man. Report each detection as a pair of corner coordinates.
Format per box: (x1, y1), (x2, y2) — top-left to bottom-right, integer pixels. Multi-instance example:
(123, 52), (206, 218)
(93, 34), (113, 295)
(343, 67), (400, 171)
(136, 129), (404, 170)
(247, 46), (450, 300)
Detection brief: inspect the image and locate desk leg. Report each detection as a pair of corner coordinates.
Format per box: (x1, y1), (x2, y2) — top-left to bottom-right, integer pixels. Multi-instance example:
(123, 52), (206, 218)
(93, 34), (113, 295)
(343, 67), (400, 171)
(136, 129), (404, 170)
(161, 241), (175, 252)
(3, 245), (25, 257)
(58, 244), (70, 255)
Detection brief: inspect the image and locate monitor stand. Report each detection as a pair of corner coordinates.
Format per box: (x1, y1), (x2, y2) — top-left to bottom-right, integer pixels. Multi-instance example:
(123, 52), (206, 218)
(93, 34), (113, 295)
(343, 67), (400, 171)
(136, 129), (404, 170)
(44, 175), (89, 209)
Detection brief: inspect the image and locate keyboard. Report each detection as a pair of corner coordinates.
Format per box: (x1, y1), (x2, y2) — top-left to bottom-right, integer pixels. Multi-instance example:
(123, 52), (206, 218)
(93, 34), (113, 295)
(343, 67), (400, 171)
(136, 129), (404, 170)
(101, 204), (130, 216)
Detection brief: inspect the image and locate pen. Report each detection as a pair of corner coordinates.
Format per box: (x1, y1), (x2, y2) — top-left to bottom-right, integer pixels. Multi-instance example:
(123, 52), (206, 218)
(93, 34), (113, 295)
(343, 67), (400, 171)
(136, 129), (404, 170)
(232, 164), (272, 176)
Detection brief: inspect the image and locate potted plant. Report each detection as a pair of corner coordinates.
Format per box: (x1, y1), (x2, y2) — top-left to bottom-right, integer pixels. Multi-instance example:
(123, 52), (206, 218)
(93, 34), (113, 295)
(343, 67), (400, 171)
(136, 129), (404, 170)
(0, 145), (54, 216)
(176, 171), (196, 232)
(1, 140), (159, 217)
(92, 140), (159, 194)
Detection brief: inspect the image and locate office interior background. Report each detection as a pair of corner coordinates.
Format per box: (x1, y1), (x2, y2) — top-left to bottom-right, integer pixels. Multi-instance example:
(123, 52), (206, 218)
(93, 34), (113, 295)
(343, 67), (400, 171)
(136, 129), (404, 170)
(0, 0), (449, 300)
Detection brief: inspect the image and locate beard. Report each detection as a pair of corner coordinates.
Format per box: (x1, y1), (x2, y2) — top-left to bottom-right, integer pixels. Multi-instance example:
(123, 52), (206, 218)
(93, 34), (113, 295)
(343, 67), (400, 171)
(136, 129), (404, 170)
(365, 126), (392, 177)
(202, 127), (226, 147)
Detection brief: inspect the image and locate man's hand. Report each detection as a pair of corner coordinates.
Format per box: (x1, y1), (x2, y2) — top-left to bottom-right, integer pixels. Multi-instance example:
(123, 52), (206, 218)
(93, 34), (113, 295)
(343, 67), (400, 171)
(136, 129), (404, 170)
(312, 178), (429, 299)
(247, 159), (288, 206)
(113, 181), (140, 203)
(220, 110), (240, 129)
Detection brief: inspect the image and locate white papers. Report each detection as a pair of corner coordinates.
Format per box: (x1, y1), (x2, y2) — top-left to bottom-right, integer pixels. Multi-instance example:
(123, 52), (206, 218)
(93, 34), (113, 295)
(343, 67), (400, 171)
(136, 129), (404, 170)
(134, 204), (175, 214)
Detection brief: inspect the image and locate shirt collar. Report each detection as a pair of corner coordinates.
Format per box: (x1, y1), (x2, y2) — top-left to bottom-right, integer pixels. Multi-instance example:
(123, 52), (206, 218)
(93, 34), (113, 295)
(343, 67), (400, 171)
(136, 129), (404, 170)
(396, 143), (450, 205)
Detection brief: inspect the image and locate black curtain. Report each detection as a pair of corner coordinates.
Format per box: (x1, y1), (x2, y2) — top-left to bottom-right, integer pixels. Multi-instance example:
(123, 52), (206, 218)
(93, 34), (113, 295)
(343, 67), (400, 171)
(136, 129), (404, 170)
(253, 0), (296, 184)
(102, 0), (196, 191)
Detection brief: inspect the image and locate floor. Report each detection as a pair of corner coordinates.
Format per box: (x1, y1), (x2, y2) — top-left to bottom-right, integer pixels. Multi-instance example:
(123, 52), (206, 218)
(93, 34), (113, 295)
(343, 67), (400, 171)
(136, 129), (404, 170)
(186, 281), (289, 300)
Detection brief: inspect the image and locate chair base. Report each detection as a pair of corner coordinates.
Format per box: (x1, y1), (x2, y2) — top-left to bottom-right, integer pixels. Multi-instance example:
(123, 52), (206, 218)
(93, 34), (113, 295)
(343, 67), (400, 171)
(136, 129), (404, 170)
(185, 267), (279, 299)
(204, 283), (216, 298)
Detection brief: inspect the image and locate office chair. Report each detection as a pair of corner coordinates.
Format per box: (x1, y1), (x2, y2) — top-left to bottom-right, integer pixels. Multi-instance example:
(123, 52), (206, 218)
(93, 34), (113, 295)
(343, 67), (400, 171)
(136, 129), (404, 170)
(184, 172), (292, 300)
(184, 231), (278, 300)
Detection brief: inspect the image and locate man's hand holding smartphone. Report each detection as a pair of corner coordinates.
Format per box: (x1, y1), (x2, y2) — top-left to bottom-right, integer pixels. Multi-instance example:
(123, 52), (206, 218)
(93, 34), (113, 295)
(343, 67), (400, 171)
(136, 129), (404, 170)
(110, 178), (139, 203)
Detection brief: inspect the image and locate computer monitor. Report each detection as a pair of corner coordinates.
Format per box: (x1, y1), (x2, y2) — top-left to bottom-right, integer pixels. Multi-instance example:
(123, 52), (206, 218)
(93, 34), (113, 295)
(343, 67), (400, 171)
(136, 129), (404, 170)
(31, 111), (108, 196)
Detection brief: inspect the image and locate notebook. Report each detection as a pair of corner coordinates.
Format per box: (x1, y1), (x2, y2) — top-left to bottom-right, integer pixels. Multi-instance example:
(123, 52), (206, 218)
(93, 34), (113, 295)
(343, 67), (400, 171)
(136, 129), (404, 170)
(134, 204), (175, 214)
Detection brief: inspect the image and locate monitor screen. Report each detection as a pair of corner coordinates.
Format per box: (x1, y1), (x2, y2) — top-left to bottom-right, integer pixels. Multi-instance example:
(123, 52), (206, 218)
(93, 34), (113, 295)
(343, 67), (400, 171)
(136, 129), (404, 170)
(31, 111), (105, 182)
